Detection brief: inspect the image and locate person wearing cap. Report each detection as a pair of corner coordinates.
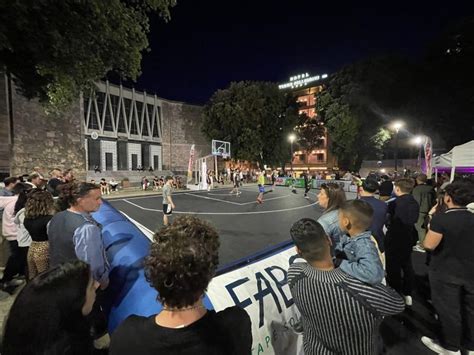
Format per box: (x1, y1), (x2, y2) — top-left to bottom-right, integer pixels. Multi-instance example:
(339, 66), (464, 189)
(359, 178), (388, 253)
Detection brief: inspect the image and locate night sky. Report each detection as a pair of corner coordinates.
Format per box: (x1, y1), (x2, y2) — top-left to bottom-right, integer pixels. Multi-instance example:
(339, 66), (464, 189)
(127, 1), (474, 105)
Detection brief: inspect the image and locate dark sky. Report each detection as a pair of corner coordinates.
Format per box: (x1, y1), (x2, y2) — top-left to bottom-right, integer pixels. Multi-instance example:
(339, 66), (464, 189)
(128, 1), (473, 104)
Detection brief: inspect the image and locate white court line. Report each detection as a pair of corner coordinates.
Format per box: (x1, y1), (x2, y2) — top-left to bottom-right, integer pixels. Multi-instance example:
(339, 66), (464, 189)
(122, 199), (319, 215)
(205, 191), (292, 206)
(183, 192), (243, 206)
(118, 210), (154, 241)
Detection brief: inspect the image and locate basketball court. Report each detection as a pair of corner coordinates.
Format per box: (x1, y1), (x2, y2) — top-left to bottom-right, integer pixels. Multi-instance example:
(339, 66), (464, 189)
(108, 185), (324, 267)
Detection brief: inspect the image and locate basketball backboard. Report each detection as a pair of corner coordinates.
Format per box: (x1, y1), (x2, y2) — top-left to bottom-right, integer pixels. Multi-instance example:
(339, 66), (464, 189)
(212, 140), (231, 159)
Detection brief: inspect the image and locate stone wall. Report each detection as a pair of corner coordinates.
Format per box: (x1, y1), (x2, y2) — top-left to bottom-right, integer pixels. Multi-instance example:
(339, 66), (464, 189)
(4, 76), (86, 180)
(161, 101), (210, 173)
(0, 75), (11, 178)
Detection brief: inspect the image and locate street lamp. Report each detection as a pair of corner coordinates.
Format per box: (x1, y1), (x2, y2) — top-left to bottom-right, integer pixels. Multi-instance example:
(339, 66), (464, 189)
(289, 134), (296, 174)
(412, 135), (424, 168)
(391, 121), (404, 173)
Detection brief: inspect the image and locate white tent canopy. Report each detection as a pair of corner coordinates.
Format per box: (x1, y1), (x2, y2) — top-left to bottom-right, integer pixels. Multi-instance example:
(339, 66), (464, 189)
(433, 140), (474, 181)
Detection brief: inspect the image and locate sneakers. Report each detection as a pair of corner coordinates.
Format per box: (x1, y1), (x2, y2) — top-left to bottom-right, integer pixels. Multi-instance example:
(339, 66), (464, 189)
(413, 244), (426, 253)
(4, 279), (25, 288)
(404, 295), (413, 306)
(421, 336), (460, 354)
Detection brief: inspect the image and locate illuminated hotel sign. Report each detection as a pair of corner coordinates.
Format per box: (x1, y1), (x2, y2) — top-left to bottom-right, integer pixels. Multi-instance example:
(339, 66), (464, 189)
(278, 73), (328, 89)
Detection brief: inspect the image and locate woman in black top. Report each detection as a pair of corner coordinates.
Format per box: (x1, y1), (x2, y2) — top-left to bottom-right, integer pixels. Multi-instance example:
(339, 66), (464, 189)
(3, 260), (99, 355)
(23, 190), (55, 279)
(110, 216), (252, 355)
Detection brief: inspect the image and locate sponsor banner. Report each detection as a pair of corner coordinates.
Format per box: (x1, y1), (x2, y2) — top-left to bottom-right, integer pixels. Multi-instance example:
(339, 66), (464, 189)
(275, 177), (288, 186)
(424, 137), (433, 178)
(311, 179), (353, 192)
(206, 247), (303, 355)
(187, 144), (195, 183)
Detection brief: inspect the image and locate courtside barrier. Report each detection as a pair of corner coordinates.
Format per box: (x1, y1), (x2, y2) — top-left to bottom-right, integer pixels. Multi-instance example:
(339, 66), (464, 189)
(93, 200), (303, 355)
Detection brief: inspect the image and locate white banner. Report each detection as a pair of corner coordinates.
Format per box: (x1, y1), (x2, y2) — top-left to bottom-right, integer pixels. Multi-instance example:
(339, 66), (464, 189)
(206, 247), (303, 355)
(424, 137), (433, 178)
(187, 144), (195, 183)
(201, 160), (208, 190)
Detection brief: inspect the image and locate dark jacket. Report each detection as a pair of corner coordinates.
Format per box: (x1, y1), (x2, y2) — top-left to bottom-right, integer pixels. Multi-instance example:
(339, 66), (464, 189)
(385, 194), (420, 254)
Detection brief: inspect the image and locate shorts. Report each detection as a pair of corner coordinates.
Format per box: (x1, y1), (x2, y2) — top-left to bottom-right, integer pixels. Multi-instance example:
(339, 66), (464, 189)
(163, 204), (172, 215)
(258, 185), (265, 193)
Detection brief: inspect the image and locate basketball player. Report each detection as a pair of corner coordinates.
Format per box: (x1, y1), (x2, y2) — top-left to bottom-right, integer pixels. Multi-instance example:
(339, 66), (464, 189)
(256, 170), (266, 203)
(230, 169), (241, 195)
(162, 176), (175, 226)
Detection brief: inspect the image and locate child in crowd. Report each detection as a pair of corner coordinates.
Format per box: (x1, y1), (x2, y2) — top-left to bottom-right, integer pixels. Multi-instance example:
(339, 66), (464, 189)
(334, 199), (384, 285)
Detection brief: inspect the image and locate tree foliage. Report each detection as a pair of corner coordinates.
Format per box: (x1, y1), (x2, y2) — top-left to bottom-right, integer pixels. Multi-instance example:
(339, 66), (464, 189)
(317, 56), (409, 170)
(202, 81), (300, 167)
(0, 0), (176, 113)
(295, 114), (326, 154)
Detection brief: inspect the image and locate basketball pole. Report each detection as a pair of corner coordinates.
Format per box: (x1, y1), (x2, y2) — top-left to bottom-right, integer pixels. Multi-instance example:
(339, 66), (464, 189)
(214, 155), (218, 175)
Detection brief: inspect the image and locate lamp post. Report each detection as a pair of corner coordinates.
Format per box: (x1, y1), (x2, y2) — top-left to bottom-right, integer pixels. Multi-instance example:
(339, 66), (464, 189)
(391, 121), (404, 173)
(289, 134), (296, 175)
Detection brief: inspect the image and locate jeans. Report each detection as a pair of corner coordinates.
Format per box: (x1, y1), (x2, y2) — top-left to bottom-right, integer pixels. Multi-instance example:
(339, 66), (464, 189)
(430, 271), (474, 351)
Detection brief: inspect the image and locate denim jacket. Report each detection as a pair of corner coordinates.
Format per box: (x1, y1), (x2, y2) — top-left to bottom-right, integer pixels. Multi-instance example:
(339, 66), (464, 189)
(336, 230), (384, 285)
(317, 209), (344, 246)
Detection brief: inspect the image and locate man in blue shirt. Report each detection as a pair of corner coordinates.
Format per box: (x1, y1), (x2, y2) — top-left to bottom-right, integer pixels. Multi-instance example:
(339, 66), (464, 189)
(359, 178), (388, 253)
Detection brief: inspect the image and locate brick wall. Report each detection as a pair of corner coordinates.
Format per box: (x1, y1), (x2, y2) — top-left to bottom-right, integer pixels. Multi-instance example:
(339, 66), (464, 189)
(161, 101), (210, 173)
(6, 78), (86, 179)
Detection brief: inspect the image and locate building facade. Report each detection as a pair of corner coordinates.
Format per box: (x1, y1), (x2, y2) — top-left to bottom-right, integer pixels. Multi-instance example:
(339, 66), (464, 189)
(278, 73), (337, 173)
(0, 74), (209, 180)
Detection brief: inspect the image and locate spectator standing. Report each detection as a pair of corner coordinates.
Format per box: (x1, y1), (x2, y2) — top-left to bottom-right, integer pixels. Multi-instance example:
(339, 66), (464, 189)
(317, 183), (346, 248)
(48, 182), (109, 345)
(379, 175), (394, 202)
(110, 216), (252, 355)
(3, 260), (99, 355)
(48, 182), (109, 288)
(421, 178), (474, 354)
(47, 168), (63, 197)
(24, 190), (55, 279)
(359, 178), (388, 253)
(0, 183), (31, 290)
(0, 177), (18, 198)
(412, 173), (436, 252)
(288, 218), (404, 355)
(26, 172), (45, 189)
(385, 178), (419, 306)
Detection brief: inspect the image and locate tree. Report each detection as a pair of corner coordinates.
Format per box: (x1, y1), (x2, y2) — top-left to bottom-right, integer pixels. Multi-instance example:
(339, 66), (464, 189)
(0, 0), (176, 113)
(202, 81), (300, 167)
(295, 114), (326, 155)
(317, 56), (410, 170)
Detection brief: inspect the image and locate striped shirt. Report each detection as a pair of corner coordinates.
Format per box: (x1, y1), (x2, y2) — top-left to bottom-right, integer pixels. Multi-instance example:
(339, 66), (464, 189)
(288, 262), (404, 355)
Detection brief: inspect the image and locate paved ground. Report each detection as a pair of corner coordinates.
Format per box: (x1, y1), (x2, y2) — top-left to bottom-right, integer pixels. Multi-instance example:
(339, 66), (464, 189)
(0, 185), (439, 354)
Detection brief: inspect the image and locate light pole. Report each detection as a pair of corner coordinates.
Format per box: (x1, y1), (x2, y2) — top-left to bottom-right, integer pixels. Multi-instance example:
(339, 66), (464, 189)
(391, 121), (404, 173)
(289, 134), (296, 175)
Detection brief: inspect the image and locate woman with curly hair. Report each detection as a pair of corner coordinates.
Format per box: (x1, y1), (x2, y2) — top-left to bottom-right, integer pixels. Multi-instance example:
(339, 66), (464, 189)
(24, 189), (56, 279)
(110, 216), (252, 355)
(2, 260), (99, 355)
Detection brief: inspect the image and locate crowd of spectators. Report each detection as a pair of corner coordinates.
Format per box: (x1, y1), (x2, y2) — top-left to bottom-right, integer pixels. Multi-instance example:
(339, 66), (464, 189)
(0, 163), (473, 354)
